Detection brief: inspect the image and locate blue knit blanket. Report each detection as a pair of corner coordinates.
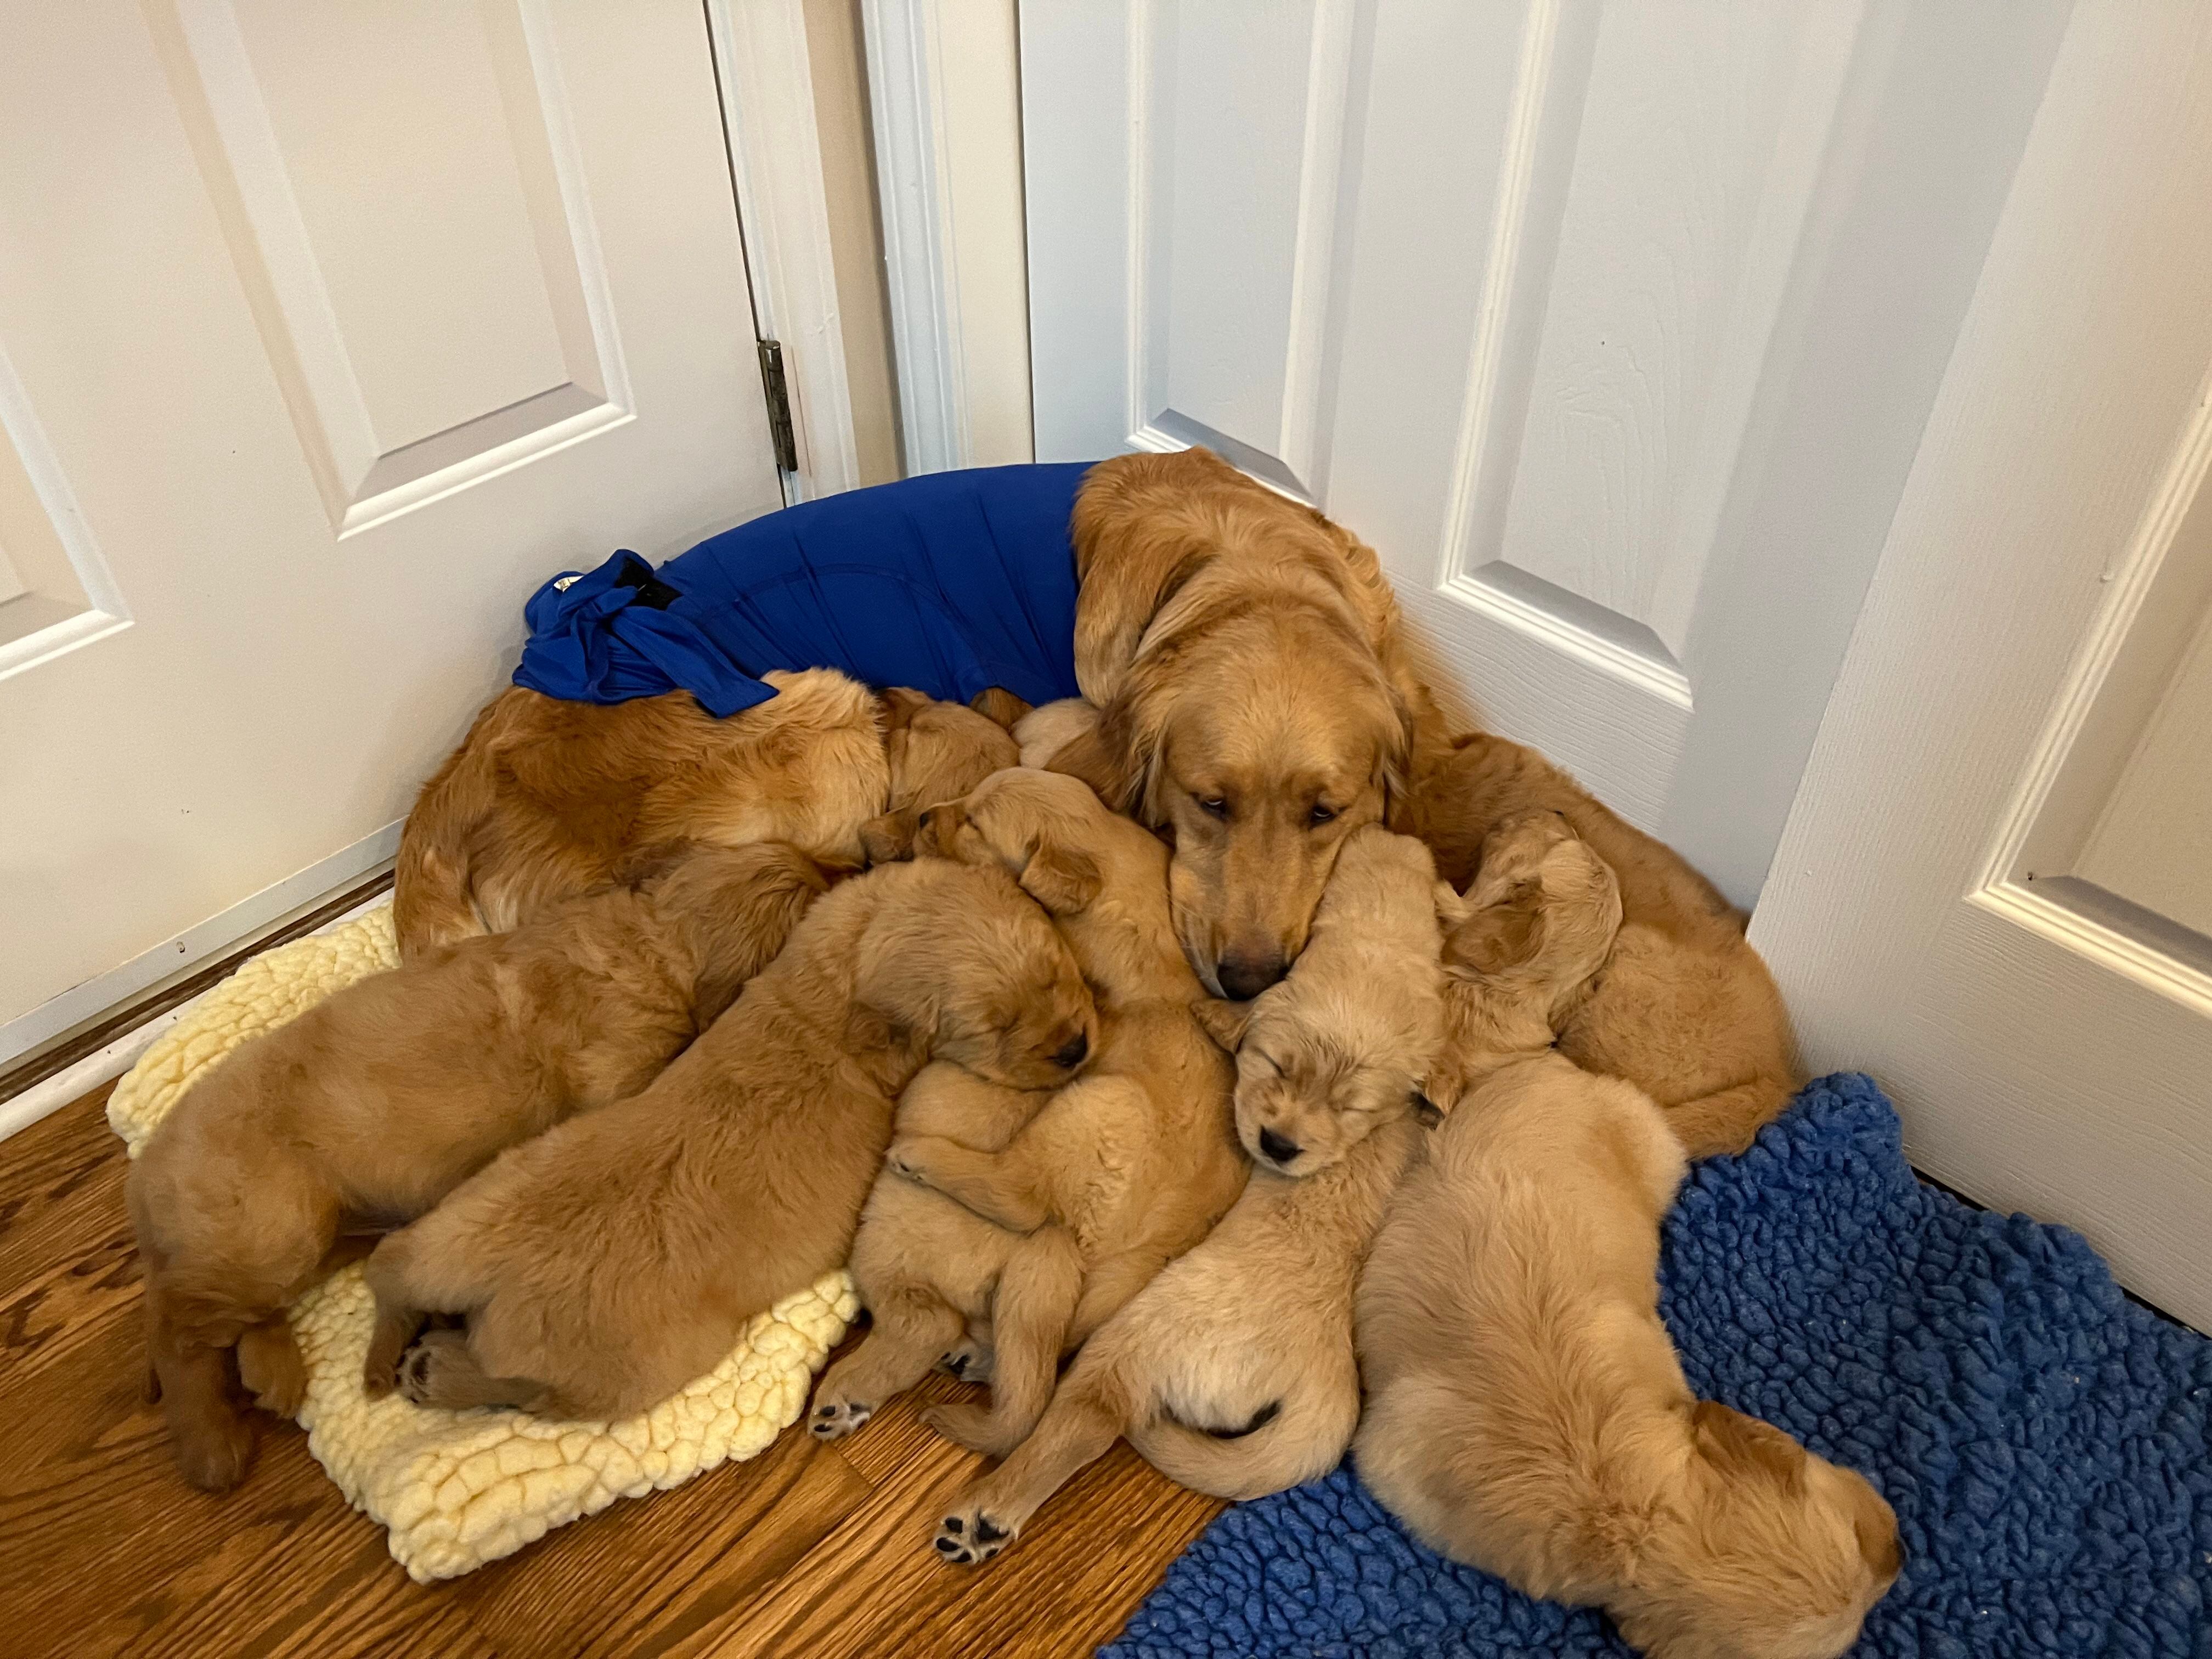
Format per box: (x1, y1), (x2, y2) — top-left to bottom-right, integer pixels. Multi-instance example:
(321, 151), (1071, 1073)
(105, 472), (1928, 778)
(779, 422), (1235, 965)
(1105, 1074), (2212, 1658)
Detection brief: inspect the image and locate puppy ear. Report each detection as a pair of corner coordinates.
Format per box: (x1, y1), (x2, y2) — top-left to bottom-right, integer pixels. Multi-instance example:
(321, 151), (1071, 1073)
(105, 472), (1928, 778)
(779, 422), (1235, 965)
(843, 1002), (905, 1053)
(876, 686), (932, 736)
(1019, 842), (1102, 916)
(860, 810), (918, 866)
(969, 686), (1032, 731)
(1443, 889), (1543, 976)
(1192, 997), (1252, 1053)
(1691, 1401), (1809, 1497)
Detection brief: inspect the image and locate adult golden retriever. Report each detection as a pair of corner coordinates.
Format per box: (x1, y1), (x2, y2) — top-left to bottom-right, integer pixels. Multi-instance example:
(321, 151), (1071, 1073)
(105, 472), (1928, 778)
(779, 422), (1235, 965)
(1041, 448), (1445, 1000)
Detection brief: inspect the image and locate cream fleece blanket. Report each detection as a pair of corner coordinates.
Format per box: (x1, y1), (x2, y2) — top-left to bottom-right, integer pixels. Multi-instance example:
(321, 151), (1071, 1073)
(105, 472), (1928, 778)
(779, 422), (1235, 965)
(108, 903), (857, 1582)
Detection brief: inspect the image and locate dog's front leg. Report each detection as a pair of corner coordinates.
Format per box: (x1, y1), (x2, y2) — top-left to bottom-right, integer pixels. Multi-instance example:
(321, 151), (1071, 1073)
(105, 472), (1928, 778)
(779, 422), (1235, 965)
(884, 1137), (1053, 1233)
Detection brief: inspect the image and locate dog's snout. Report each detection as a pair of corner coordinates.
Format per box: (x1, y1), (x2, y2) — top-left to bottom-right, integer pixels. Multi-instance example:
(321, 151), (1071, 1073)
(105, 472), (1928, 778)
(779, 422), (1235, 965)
(1256, 1126), (1301, 1166)
(1217, 951), (1288, 1001)
(1053, 1031), (1089, 1070)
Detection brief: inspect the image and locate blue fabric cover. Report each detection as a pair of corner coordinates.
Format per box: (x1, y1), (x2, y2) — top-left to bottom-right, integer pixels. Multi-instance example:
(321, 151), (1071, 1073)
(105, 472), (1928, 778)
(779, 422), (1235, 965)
(1107, 1075), (2212, 1658)
(514, 462), (1092, 718)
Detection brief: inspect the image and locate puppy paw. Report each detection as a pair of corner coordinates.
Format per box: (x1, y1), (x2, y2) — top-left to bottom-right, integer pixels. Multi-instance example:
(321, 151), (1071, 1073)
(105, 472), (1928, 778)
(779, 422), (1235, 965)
(396, 1329), (473, 1408)
(932, 1501), (1017, 1566)
(236, 1323), (305, 1418)
(884, 1137), (933, 1183)
(936, 1336), (995, 1384)
(808, 1387), (875, 1441)
(173, 1412), (255, 1493)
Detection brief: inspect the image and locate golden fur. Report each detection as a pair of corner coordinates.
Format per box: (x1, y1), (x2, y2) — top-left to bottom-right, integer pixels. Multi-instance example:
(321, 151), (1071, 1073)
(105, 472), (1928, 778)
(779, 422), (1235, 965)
(358, 858), (1095, 1421)
(127, 842), (828, 1491)
(392, 674), (1019, 959)
(1042, 448), (1447, 1001)
(833, 769), (1248, 1458)
(1407, 730), (1801, 1156)
(929, 826), (1445, 1562)
(1354, 825), (1898, 1658)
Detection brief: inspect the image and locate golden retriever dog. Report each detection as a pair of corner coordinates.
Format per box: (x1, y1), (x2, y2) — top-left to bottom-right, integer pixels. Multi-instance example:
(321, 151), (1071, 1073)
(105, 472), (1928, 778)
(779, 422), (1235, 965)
(928, 826), (1444, 1564)
(358, 857), (1094, 1421)
(833, 769), (1246, 1457)
(1407, 730), (1801, 1156)
(392, 674), (1020, 959)
(127, 842), (828, 1491)
(1355, 1054), (1899, 1658)
(1354, 823), (1898, 1657)
(1040, 448), (1447, 1001)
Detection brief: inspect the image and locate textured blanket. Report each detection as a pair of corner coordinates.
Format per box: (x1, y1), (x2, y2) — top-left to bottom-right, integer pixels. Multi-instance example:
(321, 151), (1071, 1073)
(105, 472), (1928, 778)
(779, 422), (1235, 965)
(1106, 1074), (2212, 1658)
(108, 904), (856, 1582)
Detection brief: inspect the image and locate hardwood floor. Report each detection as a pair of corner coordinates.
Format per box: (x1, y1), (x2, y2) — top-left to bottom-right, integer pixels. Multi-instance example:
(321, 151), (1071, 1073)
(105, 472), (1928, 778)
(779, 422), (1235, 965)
(0, 1090), (1224, 1657)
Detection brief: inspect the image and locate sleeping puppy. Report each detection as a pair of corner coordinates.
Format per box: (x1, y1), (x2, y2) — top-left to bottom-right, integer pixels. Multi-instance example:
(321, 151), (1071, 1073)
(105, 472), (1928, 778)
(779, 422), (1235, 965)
(393, 674), (1022, 958)
(928, 825), (1444, 1565)
(1041, 448), (1448, 1001)
(358, 857), (1095, 1421)
(1407, 730), (1800, 1156)
(836, 769), (1247, 1458)
(1355, 827), (1899, 1658)
(127, 842), (827, 1491)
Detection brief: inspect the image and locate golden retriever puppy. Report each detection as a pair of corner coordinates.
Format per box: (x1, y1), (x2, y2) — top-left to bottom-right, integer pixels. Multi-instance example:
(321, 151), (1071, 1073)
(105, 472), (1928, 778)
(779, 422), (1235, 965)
(127, 842), (828, 1491)
(928, 826), (1444, 1564)
(1354, 1053), (1899, 1658)
(846, 769), (1247, 1457)
(393, 674), (1019, 958)
(1012, 696), (1098, 770)
(1042, 448), (1448, 1001)
(359, 857), (1095, 1421)
(1408, 730), (1801, 1156)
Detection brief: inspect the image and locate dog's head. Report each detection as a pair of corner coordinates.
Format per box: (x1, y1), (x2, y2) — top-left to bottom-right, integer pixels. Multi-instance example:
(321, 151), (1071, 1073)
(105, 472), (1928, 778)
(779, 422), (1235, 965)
(849, 860), (1097, 1090)
(909, 767), (1163, 926)
(1053, 451), (1413, 1000)
(1192, 826), (1444, 1175)
(860, 688), (1026, 865)
(1615, 1403), (1900, 1659)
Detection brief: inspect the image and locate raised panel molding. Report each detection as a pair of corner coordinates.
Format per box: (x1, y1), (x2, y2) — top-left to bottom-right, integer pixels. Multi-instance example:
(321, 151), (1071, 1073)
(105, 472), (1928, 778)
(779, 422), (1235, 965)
(148, 0), (633, 538)
(0, 341), (131, 682)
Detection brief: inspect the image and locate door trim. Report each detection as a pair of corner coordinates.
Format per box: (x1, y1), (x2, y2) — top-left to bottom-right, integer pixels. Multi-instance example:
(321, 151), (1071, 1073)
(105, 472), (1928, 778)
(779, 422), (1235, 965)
(705, 0), (861, 501)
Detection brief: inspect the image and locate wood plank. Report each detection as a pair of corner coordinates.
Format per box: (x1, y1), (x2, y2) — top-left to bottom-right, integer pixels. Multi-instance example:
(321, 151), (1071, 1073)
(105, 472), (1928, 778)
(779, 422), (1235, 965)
(692, 1373), (1224, 1659)
(0, 1082), (122, 1301)
(454, 1425), (870, 1659)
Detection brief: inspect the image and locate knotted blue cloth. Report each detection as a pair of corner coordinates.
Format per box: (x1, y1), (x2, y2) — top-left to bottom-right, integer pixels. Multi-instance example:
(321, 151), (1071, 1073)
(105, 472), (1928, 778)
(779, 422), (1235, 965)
(1107, 1074), (2212, 1658)
(514, 462), (1092, 717)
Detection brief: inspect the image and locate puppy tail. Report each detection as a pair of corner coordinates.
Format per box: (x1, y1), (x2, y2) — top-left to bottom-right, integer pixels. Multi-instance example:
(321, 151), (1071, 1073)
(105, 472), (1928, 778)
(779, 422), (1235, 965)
(392, 734), (499, 961)
(1129, 1387), (1353, 1502)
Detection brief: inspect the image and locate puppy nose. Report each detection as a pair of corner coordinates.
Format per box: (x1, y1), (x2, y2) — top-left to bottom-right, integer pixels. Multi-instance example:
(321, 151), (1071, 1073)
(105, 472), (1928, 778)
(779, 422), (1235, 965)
(1053, 1031), (1088, 1070)
(1217, 951), (1288, 1001)
(1257, 1126), (1300, 1166)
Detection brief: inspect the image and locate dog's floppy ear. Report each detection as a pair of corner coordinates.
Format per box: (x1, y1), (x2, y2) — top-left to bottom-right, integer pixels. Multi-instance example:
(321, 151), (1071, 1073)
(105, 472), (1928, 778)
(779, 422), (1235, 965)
(1691, 1401), (1809, 1496)
(969, 686), (1032, 731)
(1192, 997), (1252, 1053)
(1443, 886), (1543, 977)
(1019, 840), (1102, 916)
(876, 686), (933, 736)
(860, 809), (918, 866)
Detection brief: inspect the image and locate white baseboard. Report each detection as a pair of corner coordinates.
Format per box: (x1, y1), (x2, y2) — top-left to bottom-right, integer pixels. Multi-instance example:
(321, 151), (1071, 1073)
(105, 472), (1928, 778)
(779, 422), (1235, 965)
(0, 818), (404, 1076)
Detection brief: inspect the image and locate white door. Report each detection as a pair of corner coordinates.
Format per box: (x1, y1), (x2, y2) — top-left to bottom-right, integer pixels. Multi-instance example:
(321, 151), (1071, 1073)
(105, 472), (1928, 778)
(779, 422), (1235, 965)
(1751, 2), (2212, 1332)
(1022, 0), (2069, 908)
(0, 1), (785, 1050)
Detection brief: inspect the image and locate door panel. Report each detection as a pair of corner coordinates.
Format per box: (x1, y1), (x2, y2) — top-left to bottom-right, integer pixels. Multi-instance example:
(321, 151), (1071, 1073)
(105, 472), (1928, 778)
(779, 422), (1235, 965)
(0, 0), (783, 1033)
(1752, 0), (2212, 1329)
(1024, 0), (2067, 901)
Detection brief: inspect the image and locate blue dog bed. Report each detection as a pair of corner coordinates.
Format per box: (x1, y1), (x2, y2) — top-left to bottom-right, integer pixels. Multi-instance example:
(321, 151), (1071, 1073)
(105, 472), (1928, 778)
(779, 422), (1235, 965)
(1106, 1074), (2212, 1658)
(512, 462), (1092, 718)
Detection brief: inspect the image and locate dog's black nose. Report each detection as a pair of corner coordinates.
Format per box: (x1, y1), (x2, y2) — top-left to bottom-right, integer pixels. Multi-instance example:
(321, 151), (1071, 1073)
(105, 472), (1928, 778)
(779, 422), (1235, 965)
(1053, 1031), (1089, 1069)
(1217, 952), (1287, 1001)
(1257, 1126), (1301, 1166)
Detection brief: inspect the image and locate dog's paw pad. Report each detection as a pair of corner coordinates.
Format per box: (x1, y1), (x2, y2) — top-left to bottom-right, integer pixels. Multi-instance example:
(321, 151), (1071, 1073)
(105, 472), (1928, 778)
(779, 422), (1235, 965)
(932, 1506), (1011, 1565)
(936, 1338), (995, 1383)
(809, 1398), (873, 1440)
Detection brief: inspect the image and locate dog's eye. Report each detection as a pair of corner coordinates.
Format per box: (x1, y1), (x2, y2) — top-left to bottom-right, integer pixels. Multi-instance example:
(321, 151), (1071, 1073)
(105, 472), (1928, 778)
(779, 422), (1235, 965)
(1196, 794), (1229, 820)
(1308, 803), (1338, 826)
